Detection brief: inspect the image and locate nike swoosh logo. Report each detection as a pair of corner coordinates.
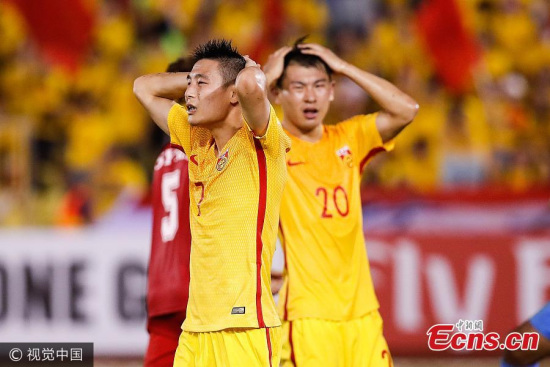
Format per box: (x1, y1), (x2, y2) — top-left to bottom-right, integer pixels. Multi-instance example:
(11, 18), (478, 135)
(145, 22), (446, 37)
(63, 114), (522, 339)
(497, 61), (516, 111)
(287, 160), (304, 166)
(190, 155), (198, 165)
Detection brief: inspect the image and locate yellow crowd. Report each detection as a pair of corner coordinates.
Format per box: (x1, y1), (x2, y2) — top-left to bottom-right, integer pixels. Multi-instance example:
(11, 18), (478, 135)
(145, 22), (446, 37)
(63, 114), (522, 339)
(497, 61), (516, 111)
(0, 0), (548, 225)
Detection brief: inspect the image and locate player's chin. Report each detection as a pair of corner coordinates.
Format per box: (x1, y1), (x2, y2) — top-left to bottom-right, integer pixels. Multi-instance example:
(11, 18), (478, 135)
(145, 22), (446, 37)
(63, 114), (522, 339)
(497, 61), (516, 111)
(300, 117), (322, 130)
(187, 115), (201, 126)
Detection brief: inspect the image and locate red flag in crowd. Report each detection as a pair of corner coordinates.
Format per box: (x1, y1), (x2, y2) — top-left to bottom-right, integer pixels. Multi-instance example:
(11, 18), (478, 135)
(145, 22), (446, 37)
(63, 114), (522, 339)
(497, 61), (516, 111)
(7, 0), (96, 73)
(415, 0), (481, 94)
(250, 0), (285, 61)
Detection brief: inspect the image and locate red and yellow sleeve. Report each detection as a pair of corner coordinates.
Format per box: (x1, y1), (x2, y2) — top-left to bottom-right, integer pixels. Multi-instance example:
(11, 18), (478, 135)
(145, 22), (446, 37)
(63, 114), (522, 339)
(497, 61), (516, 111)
(338, 113), (395, 170)
(167, 103), (191, 153)
(246, 104), (291, 156)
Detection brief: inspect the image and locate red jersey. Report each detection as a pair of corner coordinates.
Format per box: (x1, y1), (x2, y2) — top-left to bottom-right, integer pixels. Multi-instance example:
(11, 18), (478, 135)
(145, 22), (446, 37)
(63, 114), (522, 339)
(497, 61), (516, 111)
(147, 144), (191, 318)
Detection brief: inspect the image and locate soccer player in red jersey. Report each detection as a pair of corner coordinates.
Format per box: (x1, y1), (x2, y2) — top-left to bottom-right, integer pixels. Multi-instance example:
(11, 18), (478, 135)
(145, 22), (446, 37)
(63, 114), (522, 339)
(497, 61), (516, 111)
(144, 58), (193, 367)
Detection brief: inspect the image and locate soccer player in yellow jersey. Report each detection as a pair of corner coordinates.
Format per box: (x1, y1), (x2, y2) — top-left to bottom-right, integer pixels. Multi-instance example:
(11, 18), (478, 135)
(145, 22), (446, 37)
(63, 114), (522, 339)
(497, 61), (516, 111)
(263, 41), (419, 366)
(134, 39), (290, 367)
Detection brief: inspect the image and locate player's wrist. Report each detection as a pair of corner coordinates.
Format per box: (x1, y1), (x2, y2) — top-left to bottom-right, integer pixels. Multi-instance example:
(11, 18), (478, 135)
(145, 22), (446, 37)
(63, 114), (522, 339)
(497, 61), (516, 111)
(335, 61), (352, 75)
(263, 71), (279, 89)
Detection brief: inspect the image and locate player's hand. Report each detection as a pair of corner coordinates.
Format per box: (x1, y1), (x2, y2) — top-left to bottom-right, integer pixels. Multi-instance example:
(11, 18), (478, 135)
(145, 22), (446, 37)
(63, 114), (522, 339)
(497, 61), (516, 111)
(262, 46), (293, 88)
(298, 43), (348, 74)
(243, 55), (260, 69)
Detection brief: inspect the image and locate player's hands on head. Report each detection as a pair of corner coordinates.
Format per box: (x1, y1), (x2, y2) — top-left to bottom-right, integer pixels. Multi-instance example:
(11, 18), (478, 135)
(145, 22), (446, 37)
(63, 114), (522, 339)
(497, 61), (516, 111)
(298, 43), (348, 74)
(243, 55), (260, 69)
(262, 46), (293, 88)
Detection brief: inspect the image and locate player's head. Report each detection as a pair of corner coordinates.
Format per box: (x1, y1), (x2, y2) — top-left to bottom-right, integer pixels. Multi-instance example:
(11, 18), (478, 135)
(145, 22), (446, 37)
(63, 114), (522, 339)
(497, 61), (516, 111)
(167, 57), (194, 73)
(185, 39), (246, 126)
(274, 37), (334, 133)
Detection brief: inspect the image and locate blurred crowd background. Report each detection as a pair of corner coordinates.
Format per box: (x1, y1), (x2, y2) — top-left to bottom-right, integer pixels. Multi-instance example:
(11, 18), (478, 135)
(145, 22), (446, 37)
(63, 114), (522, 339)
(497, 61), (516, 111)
(0, 0), (549, 226)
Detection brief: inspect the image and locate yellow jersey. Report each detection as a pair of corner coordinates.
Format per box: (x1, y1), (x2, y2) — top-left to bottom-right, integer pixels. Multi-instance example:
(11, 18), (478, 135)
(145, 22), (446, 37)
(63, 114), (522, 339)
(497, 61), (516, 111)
(168, 103), (290, 332)
(278, 113), (393, 321)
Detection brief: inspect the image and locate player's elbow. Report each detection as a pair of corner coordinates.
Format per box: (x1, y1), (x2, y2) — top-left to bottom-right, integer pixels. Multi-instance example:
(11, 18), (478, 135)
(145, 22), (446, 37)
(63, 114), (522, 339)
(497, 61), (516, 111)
(236, 68), (267, 99)
(398, 99), (419, 128)
(404, 98), (420, 122)
(133, 76), (157, 109)
(133, 76), (148, 100)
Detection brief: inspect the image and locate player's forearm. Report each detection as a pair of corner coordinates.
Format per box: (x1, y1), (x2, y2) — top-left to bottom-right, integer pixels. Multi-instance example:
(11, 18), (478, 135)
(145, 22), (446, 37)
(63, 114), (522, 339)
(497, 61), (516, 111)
(341, 64), (418, 124)
(133, 72), (188, 134)
(133, 72), (188, 102)
(262, 68), (281, 105)
(236, 66), (270, 135)
(263, 68), (279, 91)
(236, 67), (267, 102)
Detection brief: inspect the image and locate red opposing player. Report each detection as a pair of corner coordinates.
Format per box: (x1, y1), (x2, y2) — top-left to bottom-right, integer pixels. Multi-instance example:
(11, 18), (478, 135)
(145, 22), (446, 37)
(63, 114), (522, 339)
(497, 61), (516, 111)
(144, 58), (193, 367)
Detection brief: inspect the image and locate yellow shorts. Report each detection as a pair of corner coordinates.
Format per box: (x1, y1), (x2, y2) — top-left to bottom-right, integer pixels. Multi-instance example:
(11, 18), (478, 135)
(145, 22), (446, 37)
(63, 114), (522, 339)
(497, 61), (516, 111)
(281, 311), (392, 367)
(173, 326), (281, 367)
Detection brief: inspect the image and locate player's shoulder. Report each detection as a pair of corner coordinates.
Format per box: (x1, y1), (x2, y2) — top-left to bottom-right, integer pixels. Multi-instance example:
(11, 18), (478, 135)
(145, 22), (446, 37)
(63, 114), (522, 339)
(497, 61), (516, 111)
(328, 113), (378, 139)
(321, 117), (357, 137)
(169, 102), (187, 116)
(240, 116), (288, 152)
(167, 103), (188, 129)
(336, 113), (376, 128)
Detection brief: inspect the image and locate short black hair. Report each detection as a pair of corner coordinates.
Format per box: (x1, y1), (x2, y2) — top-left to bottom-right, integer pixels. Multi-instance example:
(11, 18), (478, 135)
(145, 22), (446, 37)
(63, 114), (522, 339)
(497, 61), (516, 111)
(276, 36), (333, 88)
(192, 39), (246, 86)
(166, 57), (194, 73)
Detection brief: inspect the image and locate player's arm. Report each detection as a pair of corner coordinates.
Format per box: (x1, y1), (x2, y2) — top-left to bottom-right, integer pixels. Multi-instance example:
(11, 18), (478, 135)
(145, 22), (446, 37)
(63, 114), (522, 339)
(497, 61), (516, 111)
(133, 72), (189, 134)
(235, 56), (271, 137)
(299, 43), (419, 143)
(502, 320), (550, 366)
(503, 304), (550, 366)
(263, 46), (293, 103)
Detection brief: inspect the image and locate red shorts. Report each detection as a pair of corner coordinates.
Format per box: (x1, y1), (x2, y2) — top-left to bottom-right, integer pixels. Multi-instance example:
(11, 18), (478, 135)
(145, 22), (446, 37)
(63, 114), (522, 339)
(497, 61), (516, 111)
(144, 311), (186, 367)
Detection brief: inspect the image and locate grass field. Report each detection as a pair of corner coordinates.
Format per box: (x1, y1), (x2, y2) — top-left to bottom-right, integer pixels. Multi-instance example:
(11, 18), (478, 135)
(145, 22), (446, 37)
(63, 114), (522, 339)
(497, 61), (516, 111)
(95, 357), (550, 366)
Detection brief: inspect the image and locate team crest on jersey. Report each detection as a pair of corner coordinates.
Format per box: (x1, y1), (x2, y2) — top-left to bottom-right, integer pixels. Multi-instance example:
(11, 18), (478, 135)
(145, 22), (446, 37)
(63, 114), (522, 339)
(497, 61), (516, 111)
(216, 149), (229, 171)
(336, 145), (353, 167)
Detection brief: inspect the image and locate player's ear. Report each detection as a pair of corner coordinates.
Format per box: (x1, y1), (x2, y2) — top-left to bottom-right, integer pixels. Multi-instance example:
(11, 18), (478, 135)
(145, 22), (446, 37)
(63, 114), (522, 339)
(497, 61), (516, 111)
(229, 85), (239, 105)
(329, 80), (335, 102)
